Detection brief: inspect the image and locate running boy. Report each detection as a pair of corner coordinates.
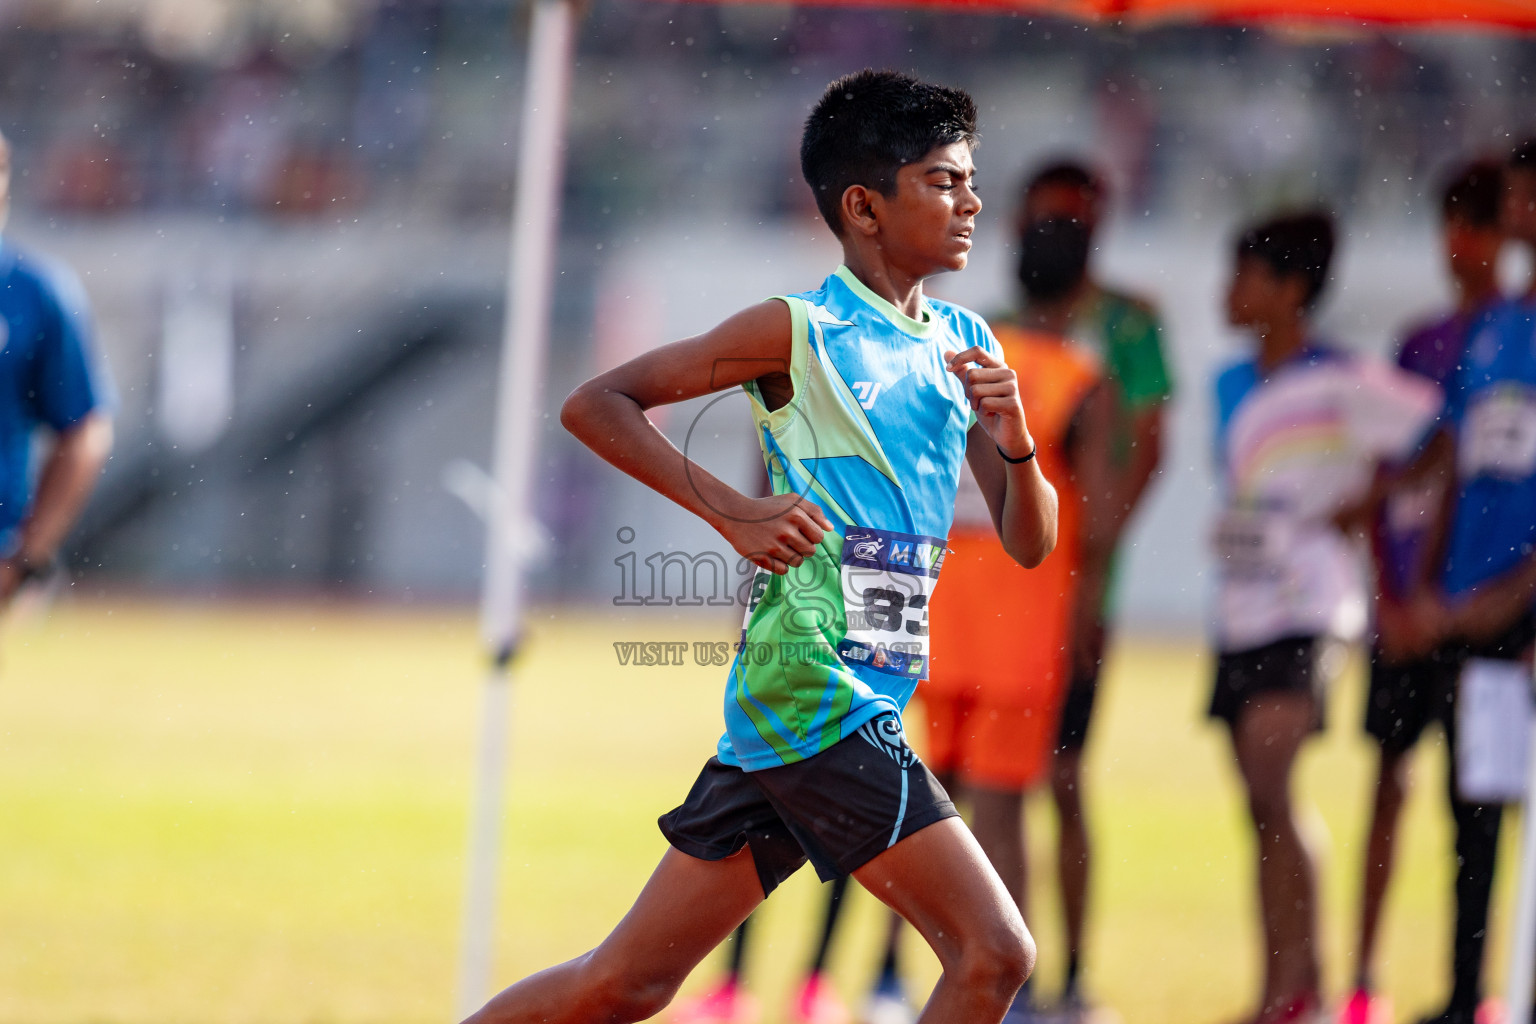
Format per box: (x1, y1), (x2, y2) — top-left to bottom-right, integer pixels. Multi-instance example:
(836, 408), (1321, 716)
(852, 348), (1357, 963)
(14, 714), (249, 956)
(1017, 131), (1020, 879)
(462, 70), (1056, 1024)
(1209, 212), (1442, 1024)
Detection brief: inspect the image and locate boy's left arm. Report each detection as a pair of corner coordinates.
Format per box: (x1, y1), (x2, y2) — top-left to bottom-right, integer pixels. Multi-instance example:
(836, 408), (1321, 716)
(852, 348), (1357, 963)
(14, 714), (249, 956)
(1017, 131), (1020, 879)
(949, 346), (1057, 569)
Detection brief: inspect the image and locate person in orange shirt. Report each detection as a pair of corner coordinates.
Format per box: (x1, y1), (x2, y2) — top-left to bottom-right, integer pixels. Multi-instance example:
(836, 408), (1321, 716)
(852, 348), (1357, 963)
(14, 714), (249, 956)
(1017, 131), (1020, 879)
(862, 215), (1117, 1024)
(927, 218), (1115, 800)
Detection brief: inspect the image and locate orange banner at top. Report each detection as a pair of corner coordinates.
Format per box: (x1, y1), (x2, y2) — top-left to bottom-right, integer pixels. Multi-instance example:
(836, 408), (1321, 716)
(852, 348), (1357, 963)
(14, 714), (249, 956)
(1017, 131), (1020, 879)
(1126, 0), (1536, 28)
(689, 0), (1536, 30)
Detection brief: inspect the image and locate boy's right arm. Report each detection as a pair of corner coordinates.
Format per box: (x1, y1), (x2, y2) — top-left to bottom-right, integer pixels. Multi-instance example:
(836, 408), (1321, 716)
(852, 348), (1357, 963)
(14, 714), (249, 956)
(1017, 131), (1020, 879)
(560, 299), (832, 575)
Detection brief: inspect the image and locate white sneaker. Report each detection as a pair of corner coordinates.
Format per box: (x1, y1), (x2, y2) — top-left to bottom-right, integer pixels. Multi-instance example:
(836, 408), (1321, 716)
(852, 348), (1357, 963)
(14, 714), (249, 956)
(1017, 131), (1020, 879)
(861, 984), (916, 1024)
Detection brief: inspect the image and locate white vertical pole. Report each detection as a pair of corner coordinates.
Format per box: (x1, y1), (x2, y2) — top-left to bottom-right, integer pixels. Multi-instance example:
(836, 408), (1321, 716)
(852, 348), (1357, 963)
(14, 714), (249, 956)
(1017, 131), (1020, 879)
(456, 0), (576, 1017)
(1507, 704), (1536, 1024)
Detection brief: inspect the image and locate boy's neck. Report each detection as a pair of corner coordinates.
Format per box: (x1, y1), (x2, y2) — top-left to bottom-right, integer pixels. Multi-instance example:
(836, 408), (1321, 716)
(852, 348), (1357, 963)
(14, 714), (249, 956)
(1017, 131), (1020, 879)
(1255, 314), (1308, 375)
(842, 250), (927, 321)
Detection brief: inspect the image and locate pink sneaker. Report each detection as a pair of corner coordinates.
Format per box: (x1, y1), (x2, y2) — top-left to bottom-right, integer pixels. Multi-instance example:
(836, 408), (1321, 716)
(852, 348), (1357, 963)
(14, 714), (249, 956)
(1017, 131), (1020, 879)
(1475, 997), (1506, 1024)
(792, 972), (850, 1024)
(1336, 989), (1391, 1024)
(670, 978), (760, 1024)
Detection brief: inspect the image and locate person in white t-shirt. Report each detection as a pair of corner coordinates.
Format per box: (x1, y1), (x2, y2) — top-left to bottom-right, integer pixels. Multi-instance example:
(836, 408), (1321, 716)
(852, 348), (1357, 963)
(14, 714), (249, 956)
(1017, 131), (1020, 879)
(1208, 212), (1443, 1024)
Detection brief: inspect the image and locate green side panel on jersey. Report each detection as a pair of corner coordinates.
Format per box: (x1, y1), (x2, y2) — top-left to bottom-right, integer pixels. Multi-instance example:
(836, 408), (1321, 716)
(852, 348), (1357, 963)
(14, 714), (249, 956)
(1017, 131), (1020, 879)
(731, 533), (854, 759)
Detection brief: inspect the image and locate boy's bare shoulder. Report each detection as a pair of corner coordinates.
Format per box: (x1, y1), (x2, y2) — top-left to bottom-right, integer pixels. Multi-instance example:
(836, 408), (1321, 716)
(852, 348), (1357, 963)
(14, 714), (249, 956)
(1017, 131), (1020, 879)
(592, 298), (794, 411)
(716, 297), (793, 342)
(690, 299), (794, 389)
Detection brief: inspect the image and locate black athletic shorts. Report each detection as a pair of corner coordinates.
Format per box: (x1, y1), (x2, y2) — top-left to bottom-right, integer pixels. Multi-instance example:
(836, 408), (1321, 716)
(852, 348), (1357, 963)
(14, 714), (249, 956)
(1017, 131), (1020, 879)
(1364, 646), (1458, 756)
(1208, 633), (1347, 731)
(658, 712), (958, 898)
(1363, 614), (1535, 755)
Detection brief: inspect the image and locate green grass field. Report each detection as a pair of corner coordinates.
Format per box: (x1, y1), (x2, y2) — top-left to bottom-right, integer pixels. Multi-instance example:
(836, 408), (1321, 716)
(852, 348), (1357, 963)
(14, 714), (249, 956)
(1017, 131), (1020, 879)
(0, 598), (1522, 1024)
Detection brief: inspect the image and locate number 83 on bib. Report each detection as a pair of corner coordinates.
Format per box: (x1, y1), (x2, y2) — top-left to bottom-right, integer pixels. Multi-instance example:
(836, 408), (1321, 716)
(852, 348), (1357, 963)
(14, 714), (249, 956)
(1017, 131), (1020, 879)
(837, 527), (948, 679)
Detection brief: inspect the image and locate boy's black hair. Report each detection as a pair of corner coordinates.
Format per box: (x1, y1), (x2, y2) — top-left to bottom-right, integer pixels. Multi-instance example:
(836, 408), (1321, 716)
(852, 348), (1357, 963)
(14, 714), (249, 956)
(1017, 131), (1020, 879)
(801, 70), (978, 235)
(1023, 159), (1105, 207)
(1511, 136), (1536, 171)
(1441, 159), (1504, 226)
(1017, 217), (1090, 302)
(1235, 211), (1336, 310)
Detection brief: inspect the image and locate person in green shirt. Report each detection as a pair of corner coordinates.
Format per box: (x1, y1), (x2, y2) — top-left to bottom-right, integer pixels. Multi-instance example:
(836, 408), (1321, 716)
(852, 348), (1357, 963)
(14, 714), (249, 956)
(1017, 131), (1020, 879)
(1011, 159), (1174, 1014)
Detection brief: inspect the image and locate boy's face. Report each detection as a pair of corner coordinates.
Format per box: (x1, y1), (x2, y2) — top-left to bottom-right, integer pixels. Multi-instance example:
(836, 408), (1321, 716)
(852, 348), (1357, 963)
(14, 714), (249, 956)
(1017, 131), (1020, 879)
(1504, 167), (1536, 246)
(1226, 254), (1304, 331)
(869, 141), (981, 276)
(1443, 213), (1502, 283)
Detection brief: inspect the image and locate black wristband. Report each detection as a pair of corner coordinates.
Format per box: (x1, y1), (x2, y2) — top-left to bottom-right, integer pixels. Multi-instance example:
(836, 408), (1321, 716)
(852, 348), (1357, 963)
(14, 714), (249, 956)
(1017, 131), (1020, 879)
(997, 443), (1037, 465)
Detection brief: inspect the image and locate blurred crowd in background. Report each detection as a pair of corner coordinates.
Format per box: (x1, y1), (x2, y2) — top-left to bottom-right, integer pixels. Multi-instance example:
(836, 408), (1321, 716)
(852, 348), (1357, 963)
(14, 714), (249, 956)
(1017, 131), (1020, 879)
(3, 3), (1534, 224)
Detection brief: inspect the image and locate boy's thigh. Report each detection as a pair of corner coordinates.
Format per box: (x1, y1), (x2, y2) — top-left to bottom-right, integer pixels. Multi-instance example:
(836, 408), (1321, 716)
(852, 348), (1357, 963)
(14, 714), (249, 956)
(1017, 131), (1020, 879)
(593, 845), (767, 978)
(749, 711), (959, 883)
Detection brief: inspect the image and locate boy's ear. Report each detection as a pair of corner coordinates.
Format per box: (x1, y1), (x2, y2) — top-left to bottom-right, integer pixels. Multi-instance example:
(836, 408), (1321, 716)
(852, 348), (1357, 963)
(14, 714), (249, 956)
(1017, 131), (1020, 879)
(840, 184), (880, 238)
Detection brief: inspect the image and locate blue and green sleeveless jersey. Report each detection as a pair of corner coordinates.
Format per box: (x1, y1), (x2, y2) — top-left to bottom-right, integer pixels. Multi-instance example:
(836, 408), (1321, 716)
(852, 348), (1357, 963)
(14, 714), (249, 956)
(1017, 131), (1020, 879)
(720, 265), (1001, 771)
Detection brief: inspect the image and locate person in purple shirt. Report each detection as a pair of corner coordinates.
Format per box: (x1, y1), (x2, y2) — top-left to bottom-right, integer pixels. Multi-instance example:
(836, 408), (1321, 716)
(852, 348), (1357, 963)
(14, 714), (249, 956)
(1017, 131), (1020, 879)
(1338, 159), (1505, 1024)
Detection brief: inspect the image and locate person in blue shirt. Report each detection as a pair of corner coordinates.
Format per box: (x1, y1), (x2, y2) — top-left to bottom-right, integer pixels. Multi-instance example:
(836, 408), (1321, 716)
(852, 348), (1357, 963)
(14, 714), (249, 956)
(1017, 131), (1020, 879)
(0, 129), (113, 602)
(1340, 159), (1507, 1024)
(1394, 136), (1536, 1024)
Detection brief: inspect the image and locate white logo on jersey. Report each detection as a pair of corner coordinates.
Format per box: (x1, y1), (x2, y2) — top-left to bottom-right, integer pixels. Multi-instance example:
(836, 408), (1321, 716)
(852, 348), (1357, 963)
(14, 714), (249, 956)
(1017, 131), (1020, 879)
(852, 381), (883, 409)
(851, 538), (884, 561)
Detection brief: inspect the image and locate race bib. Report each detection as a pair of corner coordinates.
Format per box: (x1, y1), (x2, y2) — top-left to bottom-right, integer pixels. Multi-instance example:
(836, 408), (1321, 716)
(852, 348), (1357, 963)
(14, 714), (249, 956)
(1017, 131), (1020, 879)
(1213, 508), (1295, 579)
(1462, 386), (1536, 480)
(838, 527), (946, 679)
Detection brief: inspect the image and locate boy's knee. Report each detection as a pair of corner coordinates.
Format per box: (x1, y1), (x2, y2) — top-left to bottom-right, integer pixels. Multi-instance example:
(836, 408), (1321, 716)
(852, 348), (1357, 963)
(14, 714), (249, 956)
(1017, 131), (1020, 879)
(956, 915), (1035, 1002)
(1013, 924), (1038, 986)
(1246, 788), (1292, 832)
